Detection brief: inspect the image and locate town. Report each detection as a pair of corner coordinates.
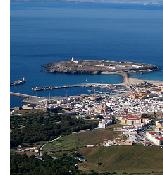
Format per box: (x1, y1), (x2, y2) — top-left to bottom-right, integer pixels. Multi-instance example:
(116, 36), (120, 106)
(11, 77), (163, 150)
(8, 0), (163, 173)
(10, 59), (163, 174)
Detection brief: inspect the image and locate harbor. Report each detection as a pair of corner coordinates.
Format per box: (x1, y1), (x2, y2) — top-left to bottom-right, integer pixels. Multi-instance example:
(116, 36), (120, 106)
(31, 72), (129, 92)
(31, 83), (118, 92)
(10, 59), (163, 108)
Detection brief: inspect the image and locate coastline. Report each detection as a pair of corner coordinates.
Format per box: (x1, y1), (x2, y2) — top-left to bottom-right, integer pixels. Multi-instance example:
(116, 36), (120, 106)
(79, 70), (163, 86)
(125, 77), (163, 86)
(11, 60), (163, 107)
(98, 71), (163, 86)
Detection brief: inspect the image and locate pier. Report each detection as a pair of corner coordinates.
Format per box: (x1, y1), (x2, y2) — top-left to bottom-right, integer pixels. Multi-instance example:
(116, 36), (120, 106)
(10, 92), (37, 98)
(32, 83), (116, 92)
(32, 83), (95, 92)
(10, 92), (48, 105)
(122, 72), (130, 85)
(32, 84), (85, 91)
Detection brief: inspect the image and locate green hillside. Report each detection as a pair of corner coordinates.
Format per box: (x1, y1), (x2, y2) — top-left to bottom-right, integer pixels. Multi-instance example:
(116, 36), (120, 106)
(80, 146), (163, 174)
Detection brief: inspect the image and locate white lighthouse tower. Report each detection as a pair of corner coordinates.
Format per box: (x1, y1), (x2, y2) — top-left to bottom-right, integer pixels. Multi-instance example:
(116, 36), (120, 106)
(71, 57), (78, 64)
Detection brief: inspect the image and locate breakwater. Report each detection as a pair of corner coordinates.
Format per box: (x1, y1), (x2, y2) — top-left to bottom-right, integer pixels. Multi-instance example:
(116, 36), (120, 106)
(10, 92), (37, 98)
(32, 82), (126, 92)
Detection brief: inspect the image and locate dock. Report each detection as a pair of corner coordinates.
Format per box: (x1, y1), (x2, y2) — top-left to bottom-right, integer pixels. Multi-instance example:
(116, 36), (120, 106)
(32, 84), (85, 91)
(10, 92), (37, 98)
(10, 92), (48, 105)
(31, 83), (116, 92)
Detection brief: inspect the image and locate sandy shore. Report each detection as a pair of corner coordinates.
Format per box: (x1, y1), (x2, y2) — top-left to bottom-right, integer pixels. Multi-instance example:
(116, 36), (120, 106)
(124, 77), (163, 86)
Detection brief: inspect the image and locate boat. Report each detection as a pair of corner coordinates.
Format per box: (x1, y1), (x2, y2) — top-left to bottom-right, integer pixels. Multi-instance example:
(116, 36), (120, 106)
(87, 89), (91, 92)
(32, 87), (44, 91)
(10, 77), (26, 86)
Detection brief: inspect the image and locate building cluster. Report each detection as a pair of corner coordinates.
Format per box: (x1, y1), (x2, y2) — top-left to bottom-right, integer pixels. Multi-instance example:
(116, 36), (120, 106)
(13, 81), (163, 146)
(104, 83), (163, 116)
(16, 145), (43, 158)
(44, 82), (163, 117)
(103, 139), (133, 146)
(103, 116), (163, 146)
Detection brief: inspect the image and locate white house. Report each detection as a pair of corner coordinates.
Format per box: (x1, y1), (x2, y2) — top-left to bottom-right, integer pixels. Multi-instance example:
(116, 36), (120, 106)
(98, 119), (106, 129)
(146, 131), (163, 146)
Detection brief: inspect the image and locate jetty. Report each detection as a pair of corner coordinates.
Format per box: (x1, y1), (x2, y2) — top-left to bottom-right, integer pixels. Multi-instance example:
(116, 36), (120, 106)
(32, 84), (84, 91)
(31, 82), (127, 92)
(10, 92), (36, 98)
(10, 92), (48, 105)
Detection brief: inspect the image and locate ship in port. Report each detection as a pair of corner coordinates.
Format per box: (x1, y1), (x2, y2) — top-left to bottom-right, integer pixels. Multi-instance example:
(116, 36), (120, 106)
(10, 77), (26, 86)
(32, 87), (46, 91)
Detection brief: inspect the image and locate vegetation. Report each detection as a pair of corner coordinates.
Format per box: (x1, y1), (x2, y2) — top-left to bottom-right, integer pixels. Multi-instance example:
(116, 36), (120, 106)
(10, 110), (163, 174)
(43, 126), (119, 157)
(11, 149), (163, 175)
(11, 153), (80, 175)
(10, 111), (98, 148)
(79, 146), (163, 174)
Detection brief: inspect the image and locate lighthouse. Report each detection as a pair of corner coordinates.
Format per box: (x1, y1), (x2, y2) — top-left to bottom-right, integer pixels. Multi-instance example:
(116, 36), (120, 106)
(71, 57), (78, 64)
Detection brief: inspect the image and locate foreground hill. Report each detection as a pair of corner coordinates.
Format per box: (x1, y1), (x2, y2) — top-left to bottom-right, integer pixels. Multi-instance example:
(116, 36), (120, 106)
(80, 145), (163, 174)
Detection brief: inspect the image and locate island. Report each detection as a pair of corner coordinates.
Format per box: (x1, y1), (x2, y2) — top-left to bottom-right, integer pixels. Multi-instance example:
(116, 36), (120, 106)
(43, 58), (159, 75)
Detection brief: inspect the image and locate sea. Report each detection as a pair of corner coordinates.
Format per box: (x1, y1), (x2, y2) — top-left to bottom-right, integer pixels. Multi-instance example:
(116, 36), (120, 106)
(10, 0), (163, 107)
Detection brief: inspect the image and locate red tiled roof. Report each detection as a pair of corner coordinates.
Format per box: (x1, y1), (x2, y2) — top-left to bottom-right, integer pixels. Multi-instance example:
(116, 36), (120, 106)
(126, 115), (140, 120)
(156, 137), (163, 141)
(148, 132), (156, 135)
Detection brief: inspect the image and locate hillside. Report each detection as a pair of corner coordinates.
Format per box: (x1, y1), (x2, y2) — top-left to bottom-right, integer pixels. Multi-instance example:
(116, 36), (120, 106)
(80, 146), (163, 174)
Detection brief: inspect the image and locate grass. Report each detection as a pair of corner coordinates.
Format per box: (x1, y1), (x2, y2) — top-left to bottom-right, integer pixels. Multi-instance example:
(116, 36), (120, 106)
(43, 124), (163, 174)
(43, 125), (119, 156)
(79, 145), (163, 174)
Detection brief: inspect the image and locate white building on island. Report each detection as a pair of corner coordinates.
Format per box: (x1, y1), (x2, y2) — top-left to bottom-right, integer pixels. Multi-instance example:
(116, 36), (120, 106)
(71, 57), (78, 64)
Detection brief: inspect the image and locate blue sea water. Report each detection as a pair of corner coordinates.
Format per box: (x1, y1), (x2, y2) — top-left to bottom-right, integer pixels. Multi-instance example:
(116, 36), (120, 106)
(10, 1), (163, 107)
